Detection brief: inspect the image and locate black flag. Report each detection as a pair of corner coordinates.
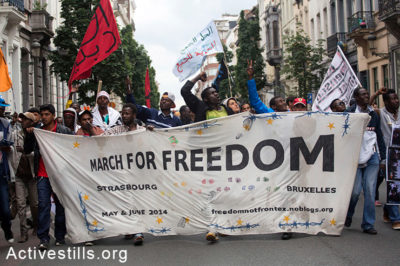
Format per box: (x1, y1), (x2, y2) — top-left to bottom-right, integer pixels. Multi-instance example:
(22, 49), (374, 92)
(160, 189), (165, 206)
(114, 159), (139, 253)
(212, 59), (228, 91)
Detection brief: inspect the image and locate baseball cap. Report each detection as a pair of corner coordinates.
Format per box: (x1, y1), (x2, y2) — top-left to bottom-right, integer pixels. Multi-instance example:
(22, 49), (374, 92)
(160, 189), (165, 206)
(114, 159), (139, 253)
(293, 98), (306, 106)
(0, 96), (10, 107)
(78, 109), (93, 120)
(162, 92), (176, 108)
(18, 112), (35, 121)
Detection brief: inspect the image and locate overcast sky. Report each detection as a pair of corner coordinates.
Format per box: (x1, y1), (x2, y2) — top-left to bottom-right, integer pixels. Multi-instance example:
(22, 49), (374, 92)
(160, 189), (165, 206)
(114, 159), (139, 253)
(134, 0), (257, 108)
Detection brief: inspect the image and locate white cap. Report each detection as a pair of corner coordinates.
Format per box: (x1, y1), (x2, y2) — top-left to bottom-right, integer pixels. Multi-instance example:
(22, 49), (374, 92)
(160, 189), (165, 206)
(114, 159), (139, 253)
(97, 91), (110, 100)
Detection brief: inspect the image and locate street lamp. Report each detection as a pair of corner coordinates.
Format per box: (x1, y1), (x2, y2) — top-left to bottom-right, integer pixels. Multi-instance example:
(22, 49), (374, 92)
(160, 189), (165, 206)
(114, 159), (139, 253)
(31, 39), (41, 58)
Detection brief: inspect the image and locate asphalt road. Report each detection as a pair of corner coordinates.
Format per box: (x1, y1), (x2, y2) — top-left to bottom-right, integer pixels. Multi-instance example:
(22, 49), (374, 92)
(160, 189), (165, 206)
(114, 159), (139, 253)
(1, 190), (399, 266)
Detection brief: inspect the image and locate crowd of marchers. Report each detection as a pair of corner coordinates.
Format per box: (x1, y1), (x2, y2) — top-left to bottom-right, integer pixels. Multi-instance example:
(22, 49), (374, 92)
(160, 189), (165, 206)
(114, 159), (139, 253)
(0, 61), (399, 251)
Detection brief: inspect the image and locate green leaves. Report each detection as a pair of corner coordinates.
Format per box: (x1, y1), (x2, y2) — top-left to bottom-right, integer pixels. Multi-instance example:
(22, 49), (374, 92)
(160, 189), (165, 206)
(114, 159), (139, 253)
(235, 8), (266, 102)
(281, 23), (326, 98)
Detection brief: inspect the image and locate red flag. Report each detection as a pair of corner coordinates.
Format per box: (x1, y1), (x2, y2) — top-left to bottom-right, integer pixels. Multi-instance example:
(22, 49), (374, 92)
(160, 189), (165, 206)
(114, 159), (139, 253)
(68, 0), (121, 90)
(145, 68), (151, 108)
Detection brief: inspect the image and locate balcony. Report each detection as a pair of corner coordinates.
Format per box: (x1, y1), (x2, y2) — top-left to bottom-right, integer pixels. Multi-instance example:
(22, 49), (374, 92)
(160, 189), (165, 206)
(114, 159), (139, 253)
(348, 11), (375, 35)
(0, 0), (25, 28)
(266, 48), (282, 66)
(30, 9), (54, 39)
(327, 32), (347, 55)
(0, 0), (24, 12)
(378, 0), (400, 40)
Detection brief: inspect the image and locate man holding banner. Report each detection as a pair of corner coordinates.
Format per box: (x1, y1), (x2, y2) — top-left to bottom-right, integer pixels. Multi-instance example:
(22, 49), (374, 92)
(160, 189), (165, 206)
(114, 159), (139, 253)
(24, 104), (73, 250)
(345, 88), (386, 234)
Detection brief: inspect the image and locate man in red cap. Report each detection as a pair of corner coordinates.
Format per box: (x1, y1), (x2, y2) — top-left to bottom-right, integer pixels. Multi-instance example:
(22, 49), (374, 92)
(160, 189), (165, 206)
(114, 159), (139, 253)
(292, 98), (307, 111)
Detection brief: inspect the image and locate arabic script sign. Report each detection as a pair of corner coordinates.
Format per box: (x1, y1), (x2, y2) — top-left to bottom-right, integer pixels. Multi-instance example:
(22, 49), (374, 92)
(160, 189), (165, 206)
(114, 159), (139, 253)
(173, 21), (223, 82)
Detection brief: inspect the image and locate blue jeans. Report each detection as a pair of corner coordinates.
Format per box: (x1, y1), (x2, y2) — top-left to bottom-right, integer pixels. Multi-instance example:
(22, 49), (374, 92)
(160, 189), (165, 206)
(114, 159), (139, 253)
(37, 177), (66, 242)
(384, 204), (400, 222)
(0, 177), (12, 234)
(346, 152), (379, 230)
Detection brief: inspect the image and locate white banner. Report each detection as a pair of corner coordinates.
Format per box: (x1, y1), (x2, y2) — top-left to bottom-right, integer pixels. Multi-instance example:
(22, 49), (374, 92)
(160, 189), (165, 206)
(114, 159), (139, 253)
(34, 112), (369, 243)
(173, 21), (223, 81)
(312, 46), (361, 112)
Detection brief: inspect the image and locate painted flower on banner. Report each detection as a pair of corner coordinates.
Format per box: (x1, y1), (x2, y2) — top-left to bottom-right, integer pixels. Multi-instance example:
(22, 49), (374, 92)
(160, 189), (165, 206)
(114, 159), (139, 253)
(168, 136), (178, 146)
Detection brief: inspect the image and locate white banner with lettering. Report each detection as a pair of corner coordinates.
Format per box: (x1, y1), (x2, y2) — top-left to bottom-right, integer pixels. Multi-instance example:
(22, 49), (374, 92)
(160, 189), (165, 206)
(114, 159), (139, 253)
(172, 21), (223, 81)
(34, 112), (369, 243)
(312, 46), (362, 112)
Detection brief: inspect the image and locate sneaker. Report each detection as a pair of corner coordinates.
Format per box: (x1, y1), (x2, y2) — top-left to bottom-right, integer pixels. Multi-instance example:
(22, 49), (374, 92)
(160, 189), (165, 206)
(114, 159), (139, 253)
(5, 230), (14, 243)
(133, 233), (144, 246)
(344, 217), (352, 227)
(206, 232), (219, 243)
(375, 201), (382, 207)
(383, 209), (391, 223)
(38, 240), (49, 251)
(84, 241), (94, 246)
(392, 222), (400, 230)
(363, 228), (377, 235)
(55, 239), (66, 246)
(281, 232), (292, 240)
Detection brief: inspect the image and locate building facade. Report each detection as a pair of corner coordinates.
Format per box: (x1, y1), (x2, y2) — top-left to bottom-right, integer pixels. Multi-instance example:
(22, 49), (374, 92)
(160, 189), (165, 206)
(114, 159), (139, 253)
(378, 0), (400, 97)
(0, 0), (136, 115)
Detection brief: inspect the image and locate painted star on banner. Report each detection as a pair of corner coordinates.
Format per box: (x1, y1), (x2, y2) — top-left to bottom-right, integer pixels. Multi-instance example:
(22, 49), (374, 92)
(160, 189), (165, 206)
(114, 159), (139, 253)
(283, 216), (290, 223)
(196, 129), (203, 135)
(328, 123), (335, 130)
(237, 219), (243, 226)
(73, 141), (80, 148)
(267, 118), (274, 125)
(156, 217), (163, 224)
(185, 217), (190, 224)
(330, 218), (336, 226)
(83, 194), (89, 201)
(92, 220), (98, 226)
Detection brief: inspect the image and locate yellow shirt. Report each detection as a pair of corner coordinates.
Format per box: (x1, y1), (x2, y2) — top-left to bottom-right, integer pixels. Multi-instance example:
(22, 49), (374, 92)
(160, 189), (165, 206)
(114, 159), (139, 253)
(206, 108), (228, 120)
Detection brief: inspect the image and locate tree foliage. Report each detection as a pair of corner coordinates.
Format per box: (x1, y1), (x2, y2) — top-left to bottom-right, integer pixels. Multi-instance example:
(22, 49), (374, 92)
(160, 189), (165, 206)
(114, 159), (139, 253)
(234, 9), (266, 101)
(50, 0), (159, 108)
(281, 24), (326, 98)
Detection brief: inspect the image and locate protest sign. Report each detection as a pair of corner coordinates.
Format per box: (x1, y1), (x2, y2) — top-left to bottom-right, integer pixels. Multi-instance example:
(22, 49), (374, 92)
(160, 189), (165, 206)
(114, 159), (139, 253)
(173, 21), (223, 81)
(35, 112), (369, 243)
(312, 46), (361, 112)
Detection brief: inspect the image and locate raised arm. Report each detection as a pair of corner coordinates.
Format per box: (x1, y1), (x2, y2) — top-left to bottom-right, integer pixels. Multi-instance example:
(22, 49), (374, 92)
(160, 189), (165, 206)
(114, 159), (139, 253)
(181, 72), (207, 113)
(246, 60), (274, 114)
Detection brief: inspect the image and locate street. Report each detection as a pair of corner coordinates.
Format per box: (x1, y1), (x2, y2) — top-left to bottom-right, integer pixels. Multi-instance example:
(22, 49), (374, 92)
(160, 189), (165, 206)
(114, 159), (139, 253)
(1, 188), (399, 266)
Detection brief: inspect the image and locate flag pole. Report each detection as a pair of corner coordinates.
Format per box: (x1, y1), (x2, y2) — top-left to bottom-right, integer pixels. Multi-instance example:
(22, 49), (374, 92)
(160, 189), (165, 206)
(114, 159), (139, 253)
(222, 51), (233, 98)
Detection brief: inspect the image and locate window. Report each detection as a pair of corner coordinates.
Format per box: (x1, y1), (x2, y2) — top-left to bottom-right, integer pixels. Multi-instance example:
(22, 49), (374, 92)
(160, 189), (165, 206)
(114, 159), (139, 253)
(317, 13), (321, 40)
(310, 19), (315, 44)
(266, 24), (271, 51)
(323, 8), (328, 37)
(382, 64), (389, 89)
(331, 2), (337, 33)
(395, 49), (400, 95)
(373, 67), (379, 104)
(273, 21), (279, 48)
